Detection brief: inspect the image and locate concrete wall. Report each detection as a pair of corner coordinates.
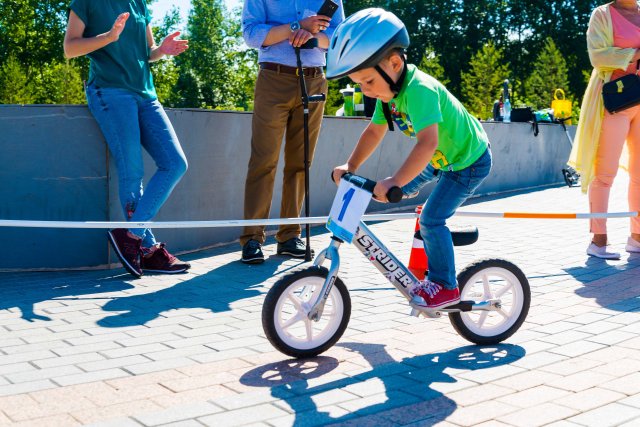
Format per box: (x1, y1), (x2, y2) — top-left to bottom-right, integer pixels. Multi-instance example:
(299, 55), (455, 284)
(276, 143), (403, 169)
(0, 105), (574, 270)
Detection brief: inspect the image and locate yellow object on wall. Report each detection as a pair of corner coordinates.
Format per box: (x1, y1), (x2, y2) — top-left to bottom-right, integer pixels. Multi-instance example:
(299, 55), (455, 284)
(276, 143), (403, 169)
(552, 89), (572, 124)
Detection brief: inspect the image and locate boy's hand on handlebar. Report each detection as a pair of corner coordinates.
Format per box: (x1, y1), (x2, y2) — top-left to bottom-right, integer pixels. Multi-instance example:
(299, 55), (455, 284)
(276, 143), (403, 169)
(332, 164), (351, 185)
(374, 177), (399, 203)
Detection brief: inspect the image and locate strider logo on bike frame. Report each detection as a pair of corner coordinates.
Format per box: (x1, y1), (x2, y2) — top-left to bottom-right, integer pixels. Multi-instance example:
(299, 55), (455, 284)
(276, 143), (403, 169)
(355, 231), (414, 291)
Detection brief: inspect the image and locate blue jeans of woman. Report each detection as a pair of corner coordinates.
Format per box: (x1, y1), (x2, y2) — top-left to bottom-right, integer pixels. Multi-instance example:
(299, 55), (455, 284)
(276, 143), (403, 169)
(86, 85), (188, 247)
(402, 148), (492, 289)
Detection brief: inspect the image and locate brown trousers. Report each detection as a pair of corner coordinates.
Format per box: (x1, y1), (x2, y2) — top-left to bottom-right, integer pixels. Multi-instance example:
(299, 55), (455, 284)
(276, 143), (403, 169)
(240, 67), (327, 245)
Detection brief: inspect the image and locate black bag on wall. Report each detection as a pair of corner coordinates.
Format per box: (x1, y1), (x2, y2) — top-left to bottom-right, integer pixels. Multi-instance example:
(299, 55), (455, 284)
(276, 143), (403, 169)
(510, 107), (533, 122)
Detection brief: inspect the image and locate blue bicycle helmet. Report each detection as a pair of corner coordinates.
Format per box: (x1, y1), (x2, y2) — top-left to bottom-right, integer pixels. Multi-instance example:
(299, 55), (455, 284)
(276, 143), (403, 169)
(326, 8), (409, 80)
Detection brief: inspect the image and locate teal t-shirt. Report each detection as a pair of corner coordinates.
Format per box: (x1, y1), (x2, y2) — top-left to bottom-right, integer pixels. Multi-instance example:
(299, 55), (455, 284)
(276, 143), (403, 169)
(372, 64), (489, 171)
(69, 0), (157, 99)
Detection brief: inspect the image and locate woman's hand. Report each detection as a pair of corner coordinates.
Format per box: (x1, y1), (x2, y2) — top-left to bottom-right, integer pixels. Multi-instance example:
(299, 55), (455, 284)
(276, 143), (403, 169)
(289, 29), (314, 48)
(159, 31), (189, 57)
(108, 13), (130, 42)
(332, 164), (351, 185)
(300, 15), (331, 34)
(373, 177), (399, 203)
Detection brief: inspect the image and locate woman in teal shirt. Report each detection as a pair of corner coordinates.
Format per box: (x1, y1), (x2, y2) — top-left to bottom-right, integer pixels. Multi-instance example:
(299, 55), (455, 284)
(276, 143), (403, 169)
(64, 0), (190, 277)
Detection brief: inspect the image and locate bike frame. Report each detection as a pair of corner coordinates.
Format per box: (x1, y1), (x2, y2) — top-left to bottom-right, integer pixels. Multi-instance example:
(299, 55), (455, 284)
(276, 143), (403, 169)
(309, 221), (499, 321)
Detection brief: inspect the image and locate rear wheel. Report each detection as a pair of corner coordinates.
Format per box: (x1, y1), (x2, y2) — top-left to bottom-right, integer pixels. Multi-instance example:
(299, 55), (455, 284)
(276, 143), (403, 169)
(262, 266), (351, 358)
(449, 258), (530, 345)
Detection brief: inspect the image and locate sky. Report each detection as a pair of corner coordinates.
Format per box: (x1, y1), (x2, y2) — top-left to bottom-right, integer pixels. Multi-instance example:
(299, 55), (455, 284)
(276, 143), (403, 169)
(149, 0), (242, 28)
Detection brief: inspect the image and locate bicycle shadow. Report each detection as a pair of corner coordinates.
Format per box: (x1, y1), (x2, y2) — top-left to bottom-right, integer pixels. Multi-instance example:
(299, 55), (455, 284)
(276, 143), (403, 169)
(240, 342), (525, 426)
(563, 253), (640, 310)
(96, 257), (301, 328)
(0, 270), (135, 322)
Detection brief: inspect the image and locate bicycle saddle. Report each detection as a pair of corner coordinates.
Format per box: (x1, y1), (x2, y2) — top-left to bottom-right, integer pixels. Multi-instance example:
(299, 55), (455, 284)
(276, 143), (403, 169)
(414, 227), (479, 247)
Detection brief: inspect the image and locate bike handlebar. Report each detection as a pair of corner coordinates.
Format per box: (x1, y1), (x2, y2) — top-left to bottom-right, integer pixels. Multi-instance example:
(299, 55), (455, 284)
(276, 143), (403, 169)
(340, 173), (403, 203)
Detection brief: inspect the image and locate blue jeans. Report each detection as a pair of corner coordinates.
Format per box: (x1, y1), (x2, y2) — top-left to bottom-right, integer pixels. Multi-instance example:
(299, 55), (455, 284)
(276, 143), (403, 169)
(402, 148), (492, 289)
(86, 85), (188, 247)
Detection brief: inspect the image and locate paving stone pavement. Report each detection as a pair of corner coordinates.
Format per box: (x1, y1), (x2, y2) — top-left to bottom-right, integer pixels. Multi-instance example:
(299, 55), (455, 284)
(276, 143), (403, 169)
(1, 175), (639, 427)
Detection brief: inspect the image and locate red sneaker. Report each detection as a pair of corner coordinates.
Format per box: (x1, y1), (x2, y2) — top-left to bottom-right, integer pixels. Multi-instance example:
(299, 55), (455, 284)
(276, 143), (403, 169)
(107, 229), (143, 278)
(141, 243), (191, 274)
(410, 279), (460, 309)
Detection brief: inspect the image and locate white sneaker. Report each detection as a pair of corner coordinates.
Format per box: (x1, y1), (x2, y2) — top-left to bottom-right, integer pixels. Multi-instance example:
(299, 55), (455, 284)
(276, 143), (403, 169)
(587, 243), (621, 260)
(625, 237), (640, 253)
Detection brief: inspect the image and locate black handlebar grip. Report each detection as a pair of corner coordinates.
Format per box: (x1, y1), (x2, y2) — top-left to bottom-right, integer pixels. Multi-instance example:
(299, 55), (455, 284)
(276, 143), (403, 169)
(387, 186), (403, 203)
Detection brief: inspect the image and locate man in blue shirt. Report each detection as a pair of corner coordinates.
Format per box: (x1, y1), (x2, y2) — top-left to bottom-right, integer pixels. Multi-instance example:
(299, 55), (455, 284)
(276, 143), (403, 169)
(240, 0), (344, 264)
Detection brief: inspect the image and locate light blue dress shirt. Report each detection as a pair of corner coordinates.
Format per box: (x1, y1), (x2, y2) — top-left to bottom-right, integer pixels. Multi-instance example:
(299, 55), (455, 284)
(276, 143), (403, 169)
(242, 0), (345, 67)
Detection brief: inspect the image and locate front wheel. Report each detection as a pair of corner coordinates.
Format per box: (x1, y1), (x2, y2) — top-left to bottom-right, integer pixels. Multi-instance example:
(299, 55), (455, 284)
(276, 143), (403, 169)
(262, 266), (351, 358)
(449, 258), (530, 345)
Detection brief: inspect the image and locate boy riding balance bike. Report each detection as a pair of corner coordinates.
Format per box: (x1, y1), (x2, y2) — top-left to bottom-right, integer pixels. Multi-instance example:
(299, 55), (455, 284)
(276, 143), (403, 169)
(261, 9), (530, 358)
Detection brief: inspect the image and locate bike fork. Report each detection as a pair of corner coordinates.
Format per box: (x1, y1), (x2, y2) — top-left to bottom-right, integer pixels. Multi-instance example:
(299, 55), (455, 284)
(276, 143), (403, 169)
(308, 238), (342, 321)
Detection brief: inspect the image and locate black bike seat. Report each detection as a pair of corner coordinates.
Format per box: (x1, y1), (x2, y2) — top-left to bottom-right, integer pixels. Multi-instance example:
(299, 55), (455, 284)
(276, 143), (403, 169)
(413, 226), (479, 247)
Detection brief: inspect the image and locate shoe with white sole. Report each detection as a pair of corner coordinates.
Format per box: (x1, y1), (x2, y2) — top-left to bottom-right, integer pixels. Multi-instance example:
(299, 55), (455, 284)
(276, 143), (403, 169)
(587, 243), (620, 260)
(625, 237), (640, 253)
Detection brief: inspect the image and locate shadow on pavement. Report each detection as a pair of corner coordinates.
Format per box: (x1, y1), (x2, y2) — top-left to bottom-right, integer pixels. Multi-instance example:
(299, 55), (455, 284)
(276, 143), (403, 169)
(0, 270), (135, 322)
(240, 342), (525, 426)
(96, 258), (303, 328)
(564, 253), (640, 311)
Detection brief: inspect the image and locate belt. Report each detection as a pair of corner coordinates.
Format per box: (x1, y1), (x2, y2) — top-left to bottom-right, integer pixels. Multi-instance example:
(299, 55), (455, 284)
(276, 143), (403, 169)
(260, 62), (323, 77)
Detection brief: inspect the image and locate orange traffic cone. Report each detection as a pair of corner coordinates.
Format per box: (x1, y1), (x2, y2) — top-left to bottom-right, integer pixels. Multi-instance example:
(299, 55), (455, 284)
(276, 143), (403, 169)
(408, 206), (427, 280)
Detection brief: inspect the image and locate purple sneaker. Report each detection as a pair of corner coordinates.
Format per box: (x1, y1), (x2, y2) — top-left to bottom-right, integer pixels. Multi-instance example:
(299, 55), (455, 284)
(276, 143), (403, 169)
(107, 229), (143, 278)
(141, 243), (191, 274)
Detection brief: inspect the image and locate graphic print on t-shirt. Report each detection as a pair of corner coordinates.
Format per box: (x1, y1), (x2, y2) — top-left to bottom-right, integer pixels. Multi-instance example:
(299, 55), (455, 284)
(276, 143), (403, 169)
(390, 103), (451, 169)
(390, 103), (415, 138)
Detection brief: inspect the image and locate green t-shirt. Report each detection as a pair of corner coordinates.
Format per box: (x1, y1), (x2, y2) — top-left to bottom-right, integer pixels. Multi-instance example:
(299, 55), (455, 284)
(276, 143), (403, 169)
(69, 0), (157, 99)
(372, 64), (489, 171)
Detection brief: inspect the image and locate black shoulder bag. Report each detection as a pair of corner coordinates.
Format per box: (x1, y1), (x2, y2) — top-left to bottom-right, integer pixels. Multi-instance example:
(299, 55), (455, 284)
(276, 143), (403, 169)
(602, 60), (640, 114)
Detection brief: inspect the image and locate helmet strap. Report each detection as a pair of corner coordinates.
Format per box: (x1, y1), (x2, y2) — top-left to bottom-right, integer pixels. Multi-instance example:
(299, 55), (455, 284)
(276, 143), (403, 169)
(375, 55), (408, 132)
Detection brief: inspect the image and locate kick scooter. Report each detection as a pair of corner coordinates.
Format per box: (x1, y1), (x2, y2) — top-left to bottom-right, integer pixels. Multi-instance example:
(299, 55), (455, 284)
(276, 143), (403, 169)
(262, 173), (531, 358)
(557, 117), (580, 187)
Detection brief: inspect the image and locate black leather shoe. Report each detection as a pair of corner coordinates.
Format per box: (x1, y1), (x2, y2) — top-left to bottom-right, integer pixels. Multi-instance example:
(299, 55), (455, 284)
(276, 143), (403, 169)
(277, 237), (313, 258)
(241, 239), (265, 264)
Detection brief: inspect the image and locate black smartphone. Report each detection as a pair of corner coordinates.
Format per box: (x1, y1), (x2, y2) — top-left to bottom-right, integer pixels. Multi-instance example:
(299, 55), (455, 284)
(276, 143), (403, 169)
(317, 0), (338, 19)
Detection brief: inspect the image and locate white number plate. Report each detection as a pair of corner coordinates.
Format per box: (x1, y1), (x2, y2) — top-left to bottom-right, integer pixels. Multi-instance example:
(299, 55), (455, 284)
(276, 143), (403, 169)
(326, 180), (372, 243)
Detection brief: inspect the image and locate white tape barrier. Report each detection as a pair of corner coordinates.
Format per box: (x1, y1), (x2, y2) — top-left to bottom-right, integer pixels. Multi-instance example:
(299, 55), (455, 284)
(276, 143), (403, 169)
(0, 210), (638, 229)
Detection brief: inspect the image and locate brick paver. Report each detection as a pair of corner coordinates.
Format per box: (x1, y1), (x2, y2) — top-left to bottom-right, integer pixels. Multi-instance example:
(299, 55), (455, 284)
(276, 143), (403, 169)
(1, 174), (639, 426)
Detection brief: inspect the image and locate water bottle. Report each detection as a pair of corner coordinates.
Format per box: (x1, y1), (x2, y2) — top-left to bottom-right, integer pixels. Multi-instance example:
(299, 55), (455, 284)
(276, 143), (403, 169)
(503, 79), (511, 123)
(354, 86), (365, 116)
(340, 84), (354, 116)
(503, 97), (511, 123)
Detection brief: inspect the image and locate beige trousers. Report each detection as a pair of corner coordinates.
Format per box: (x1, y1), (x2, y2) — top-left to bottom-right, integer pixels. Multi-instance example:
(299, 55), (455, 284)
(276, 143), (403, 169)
(240, 68), (327, 246)
(590, 104), (640, 234)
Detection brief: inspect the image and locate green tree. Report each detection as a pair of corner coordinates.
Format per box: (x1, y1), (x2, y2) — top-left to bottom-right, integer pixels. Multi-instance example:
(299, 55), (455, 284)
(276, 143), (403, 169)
(461, 41), (509, 119)
(172, 0), (255, 110)
(33, 61), (85, 104)
(0, 55), (34, 104)
(150, 6), (182, 105)
(504, 0), (601, 101)
(417, 48), (450, 86)
(523, 37), (570, 109)
(325, 78), (351, 116)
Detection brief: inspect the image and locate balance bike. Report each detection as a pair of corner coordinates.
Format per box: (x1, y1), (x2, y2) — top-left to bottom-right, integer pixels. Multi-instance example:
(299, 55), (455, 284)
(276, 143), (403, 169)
(262, 173), (531, 358)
